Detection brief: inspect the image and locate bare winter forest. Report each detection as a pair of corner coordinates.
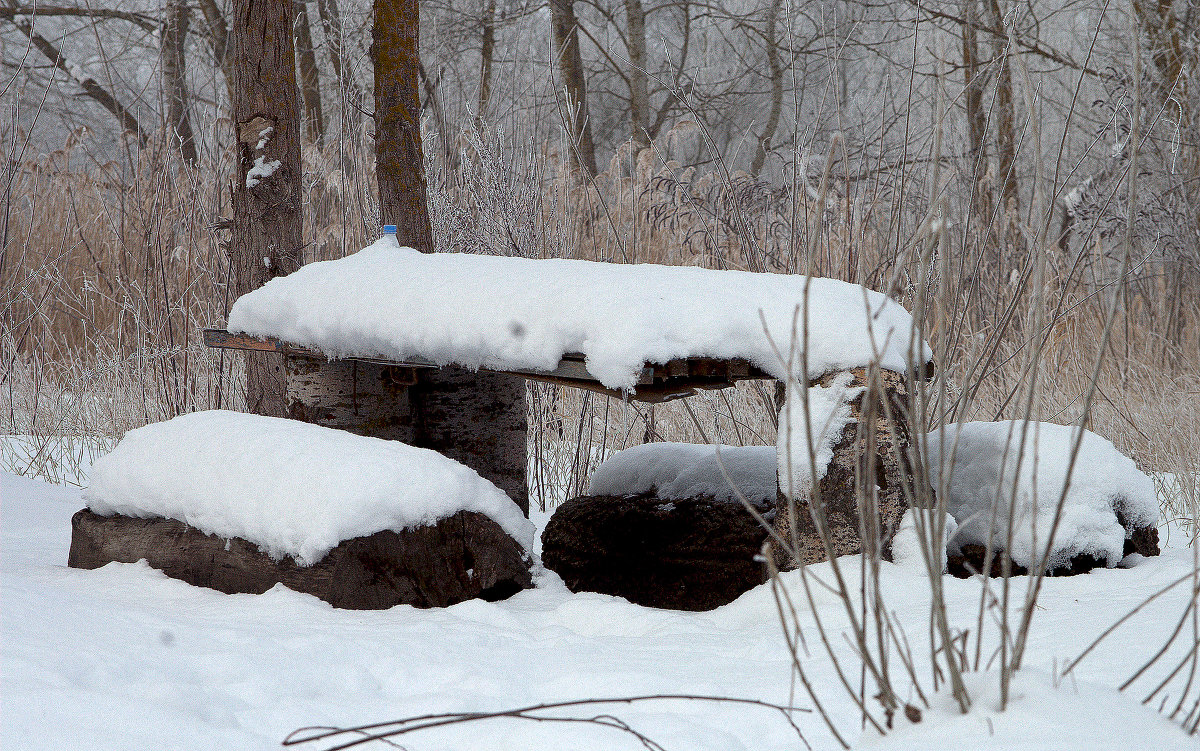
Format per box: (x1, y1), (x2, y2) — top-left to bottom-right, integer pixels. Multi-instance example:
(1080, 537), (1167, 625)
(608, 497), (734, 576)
(1, 0), (1197, 522)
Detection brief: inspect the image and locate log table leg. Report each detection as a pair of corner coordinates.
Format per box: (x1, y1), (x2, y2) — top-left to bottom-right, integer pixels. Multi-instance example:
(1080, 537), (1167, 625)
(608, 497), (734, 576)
(285, 355), (528, 514)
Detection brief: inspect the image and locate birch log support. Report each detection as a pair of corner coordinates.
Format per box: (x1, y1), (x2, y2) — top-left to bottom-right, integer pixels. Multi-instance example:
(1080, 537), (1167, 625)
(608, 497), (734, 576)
(285, 355), (529, 514)
(768, 367), (918, 570)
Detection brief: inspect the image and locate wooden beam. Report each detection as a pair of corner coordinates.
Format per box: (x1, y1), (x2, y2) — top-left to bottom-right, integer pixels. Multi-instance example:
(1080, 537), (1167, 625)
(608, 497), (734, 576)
(203, 328), (774, 401)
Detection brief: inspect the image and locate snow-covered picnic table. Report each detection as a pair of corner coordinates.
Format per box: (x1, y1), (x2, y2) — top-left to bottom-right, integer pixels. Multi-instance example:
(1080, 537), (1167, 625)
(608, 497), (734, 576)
(208, 236), (932, 402)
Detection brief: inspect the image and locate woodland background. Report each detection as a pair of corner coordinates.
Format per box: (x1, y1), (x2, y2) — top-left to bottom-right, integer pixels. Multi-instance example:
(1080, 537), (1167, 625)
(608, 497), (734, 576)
(1, 0), (1196, 519)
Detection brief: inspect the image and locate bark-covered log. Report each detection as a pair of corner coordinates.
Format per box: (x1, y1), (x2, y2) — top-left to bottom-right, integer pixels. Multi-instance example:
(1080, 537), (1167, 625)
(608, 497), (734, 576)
(69, 509), (532, 609)
(285, 356), (529, 514)
(541, 493), (770, 611)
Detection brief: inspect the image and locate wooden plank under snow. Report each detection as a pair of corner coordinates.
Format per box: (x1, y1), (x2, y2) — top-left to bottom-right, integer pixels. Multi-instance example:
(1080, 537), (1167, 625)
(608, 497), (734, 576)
(203, 329), (773, 403)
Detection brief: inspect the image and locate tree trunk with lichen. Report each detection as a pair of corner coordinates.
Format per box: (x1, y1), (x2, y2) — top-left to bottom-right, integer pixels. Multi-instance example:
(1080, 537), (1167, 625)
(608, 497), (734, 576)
(230, 0), (303, 416)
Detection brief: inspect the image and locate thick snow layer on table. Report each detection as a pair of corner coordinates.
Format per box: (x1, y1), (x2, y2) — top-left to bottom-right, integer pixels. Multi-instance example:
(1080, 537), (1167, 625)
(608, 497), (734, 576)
(924, 421), (1159, 571)
(6, 471), (1196, 751)
(588, 443), (778, 503)
(226, 237), (930, 391)
(777, 371), (861, 501)
(83, 411), (534, 564)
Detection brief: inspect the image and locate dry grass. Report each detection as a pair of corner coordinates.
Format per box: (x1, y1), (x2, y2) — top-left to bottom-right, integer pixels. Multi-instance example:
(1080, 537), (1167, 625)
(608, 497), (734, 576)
(1, 120), (1197, 524)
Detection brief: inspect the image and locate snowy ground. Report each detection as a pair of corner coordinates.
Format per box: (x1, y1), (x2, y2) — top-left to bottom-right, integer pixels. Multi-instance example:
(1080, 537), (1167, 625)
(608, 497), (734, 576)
(3, 471), (1196, 751)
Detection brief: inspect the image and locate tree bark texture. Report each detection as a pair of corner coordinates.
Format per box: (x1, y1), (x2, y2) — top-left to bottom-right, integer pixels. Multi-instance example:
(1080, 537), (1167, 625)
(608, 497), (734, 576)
(285, 356), (530, 514)
(477, 0), (497, 124)
(961, 0), (992, 222)
(69, 508), (532, 609)
(372, 0), (434, 250)
(768, 368), (916, 570)
(750, 0), (783, 177)
(230, 0), (304, 417)
(295, 0), (326, 143)
(197, 0), (234, 103)
(163, 0), (197, 163)
(986, 0), (1019, 221)
(549, 0), (599, 176)
(623, 0), (651, 150)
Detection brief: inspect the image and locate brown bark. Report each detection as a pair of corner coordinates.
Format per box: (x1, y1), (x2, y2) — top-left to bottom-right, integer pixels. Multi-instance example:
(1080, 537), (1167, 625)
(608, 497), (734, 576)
(477, 0), (496, 124)
(750, 0), (783, 177)
(549, 0), (599, 176)
(163, 0), (197, 163)
(987, 0), (1019, 220)
(196, 0), (233, 101)
(623, 0), (650, 150)
(372, 0), (434, 251)
(961, 0), (992, 220)
(230, 0), (304, 416)
(70, 508), (532, 609)
(295, 0), (325, 143)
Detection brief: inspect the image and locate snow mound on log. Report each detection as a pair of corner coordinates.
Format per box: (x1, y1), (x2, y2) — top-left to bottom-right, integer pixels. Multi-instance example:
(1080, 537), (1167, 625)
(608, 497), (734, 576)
(588, 443), (778, 504)
(924, 421), (1158, 571)
(83, 410), (534, 565)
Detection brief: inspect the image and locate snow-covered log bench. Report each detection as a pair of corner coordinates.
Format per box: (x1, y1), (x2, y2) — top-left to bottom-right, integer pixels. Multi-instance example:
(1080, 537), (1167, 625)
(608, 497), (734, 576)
(209, 237), (934, 572)
(70, 411), (535, 608)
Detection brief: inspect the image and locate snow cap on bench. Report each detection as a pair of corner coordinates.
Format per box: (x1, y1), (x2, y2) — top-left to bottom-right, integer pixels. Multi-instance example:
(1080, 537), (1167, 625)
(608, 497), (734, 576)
(226, 237), (932, 392)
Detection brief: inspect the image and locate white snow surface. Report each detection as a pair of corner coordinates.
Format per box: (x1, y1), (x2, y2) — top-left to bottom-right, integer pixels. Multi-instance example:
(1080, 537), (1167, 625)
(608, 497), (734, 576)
(777, 371), (862, 500)
(82, 410), (534, 564)
(924, 421), (1159, 571)
(587, 443), (778, 503)
(4, 471), (1196, 751)
(226, 237), (931, 392)
(245, 156), (281, 188)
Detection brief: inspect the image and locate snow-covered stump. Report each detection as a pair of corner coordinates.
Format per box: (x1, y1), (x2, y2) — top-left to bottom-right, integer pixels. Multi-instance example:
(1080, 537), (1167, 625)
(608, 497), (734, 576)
(70, 411), (535, 608)
(768, 367), (919, 571)
(285, 355), (529, 514)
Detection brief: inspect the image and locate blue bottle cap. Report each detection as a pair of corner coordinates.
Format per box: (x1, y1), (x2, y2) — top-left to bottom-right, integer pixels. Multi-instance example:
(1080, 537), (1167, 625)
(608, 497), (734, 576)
(383, 224), (397, 235)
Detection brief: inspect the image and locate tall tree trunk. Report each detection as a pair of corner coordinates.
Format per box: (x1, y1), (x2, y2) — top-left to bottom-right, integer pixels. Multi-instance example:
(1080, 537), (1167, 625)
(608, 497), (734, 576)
(477, 0), (496, 125)
(987, 0), (1019, 220)
(295, 0), (326, 143)
(549, 0), (598, 176)
(372, 0), (434, 251)
(230, 0), (304, 416)
(197, 0), (233, 103)
(623, 0), (650, 150)
(163, 0), (198, 163)
(316, 0), (348, 97)
(961, 0), (992, 222)
(370, 0), (528, 514)
(750, 0), (783, 177)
